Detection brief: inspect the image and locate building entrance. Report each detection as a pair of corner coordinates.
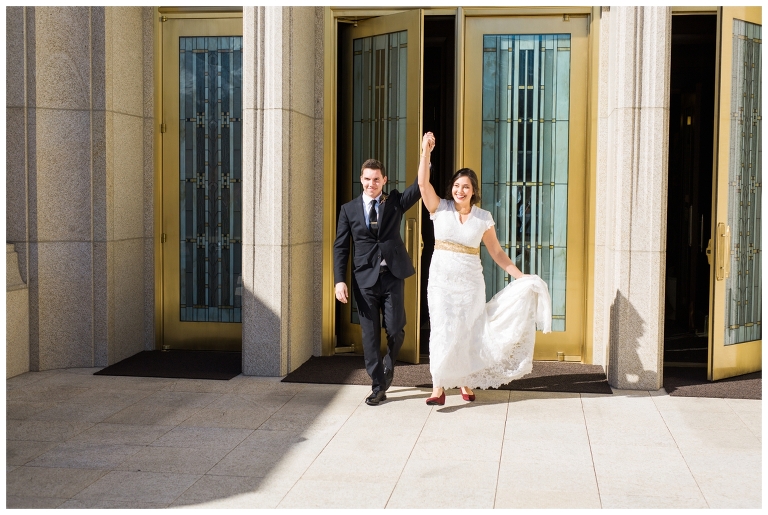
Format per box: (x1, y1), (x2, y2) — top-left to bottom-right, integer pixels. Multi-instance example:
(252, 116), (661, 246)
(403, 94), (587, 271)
(159, 13), (244, 350)
(332, 9), (592, 364)
(665, 8), (762, 380)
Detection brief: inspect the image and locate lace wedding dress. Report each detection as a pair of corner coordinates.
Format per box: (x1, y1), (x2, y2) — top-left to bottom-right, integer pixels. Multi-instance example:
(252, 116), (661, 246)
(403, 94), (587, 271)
(427, 199), (552, 389)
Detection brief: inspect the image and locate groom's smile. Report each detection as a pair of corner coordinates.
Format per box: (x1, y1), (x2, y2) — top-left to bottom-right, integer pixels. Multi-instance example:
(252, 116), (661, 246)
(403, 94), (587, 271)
(361, 167), (387, 199)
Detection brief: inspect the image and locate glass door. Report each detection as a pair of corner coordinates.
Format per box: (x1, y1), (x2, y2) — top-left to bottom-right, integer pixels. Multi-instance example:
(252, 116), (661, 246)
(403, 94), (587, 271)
(161, 16), (243, 350)
(709, 7), (762, 380)
(337, 10), (423, 363)
(463, 15), (589, 360)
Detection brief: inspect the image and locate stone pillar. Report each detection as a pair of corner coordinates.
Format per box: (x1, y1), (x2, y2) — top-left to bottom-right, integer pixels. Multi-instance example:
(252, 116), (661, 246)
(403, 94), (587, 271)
(593, 6), (671, 390)
(95, 6), (156, 366)
(6, 7), (153, 371)
(7, 245), (30, 378)
(242, 6), (324, 376)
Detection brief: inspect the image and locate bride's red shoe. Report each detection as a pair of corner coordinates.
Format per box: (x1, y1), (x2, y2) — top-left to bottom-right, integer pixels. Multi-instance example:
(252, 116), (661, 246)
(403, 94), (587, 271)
(460, 388), (475, 402)
(426, 392), (445, 405)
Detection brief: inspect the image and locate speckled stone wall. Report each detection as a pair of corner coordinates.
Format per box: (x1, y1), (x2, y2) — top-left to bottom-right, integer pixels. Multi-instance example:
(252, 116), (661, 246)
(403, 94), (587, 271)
(5, 7), (154, 370)
(593, 6), (671, 390)
(242, 6), (324, 376)
(7, 245), (30, 378)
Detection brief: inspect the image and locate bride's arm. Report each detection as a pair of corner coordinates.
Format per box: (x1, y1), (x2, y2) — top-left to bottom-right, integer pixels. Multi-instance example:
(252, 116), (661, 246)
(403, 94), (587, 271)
(482, 227), (524, 280)
(418, 132), (441, 213)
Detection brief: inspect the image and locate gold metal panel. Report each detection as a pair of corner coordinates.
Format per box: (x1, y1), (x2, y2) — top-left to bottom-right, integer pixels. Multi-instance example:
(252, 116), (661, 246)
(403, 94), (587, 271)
(336, 9), (423, 364)
(583, 7), (601, 365)
(160, 15), (243, 351)
(463, 15), (589, 361)
(462, 7), (592, 17)
(154, 9), (164, 349)
(709, 6), (762, 381)
(322, 8), (339, 356)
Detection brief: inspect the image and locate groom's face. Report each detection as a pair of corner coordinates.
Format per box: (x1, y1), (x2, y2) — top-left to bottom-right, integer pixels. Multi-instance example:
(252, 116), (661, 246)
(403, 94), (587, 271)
(361, 168), (387, 199)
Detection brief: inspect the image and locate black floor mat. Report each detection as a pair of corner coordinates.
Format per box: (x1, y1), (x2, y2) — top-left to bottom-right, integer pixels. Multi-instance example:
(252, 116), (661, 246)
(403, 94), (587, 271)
(281, 355), (613, 394)
(94, 350), (242, 380)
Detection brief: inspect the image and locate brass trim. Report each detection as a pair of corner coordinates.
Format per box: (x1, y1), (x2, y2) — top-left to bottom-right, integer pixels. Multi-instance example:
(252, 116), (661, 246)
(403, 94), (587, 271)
(462, 7), (592, 17)
(154, 8), (164, 349)
(435, 239), (480, 255)
(670, 6), (719, 14)
(583, 6), (600, 365)
(454, 7), (466, 170)
(322, 8), (338, 357)
(158, 7), (243, 16)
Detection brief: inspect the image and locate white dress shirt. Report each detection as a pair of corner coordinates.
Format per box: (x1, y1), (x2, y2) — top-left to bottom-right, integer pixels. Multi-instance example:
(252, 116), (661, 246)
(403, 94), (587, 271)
(362, 192), (386, 267)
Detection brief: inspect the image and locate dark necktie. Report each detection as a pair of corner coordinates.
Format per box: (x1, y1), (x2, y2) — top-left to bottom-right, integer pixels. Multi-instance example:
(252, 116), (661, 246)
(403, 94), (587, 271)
(369, 199), (378, 236)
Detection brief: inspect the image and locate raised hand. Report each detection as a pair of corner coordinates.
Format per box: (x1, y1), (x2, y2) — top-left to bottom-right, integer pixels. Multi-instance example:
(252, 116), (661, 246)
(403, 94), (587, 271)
(422, 132), (435, 154)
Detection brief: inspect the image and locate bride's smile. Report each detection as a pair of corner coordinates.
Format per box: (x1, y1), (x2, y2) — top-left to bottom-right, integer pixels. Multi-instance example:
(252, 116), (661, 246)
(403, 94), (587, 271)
(452, 177), (473, 208)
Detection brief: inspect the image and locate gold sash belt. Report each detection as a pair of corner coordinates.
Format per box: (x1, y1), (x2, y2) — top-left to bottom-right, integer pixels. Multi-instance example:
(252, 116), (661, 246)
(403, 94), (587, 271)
(435, 239), (480, 255)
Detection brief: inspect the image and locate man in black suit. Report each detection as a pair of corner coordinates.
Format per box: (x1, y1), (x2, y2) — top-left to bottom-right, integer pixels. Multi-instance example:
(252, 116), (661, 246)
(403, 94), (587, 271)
(334, 158), (421, 405)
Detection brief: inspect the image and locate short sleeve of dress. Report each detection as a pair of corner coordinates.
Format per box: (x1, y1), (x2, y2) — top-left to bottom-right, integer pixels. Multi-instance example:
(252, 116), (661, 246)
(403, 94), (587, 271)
(429, 198), (451, 220)
(478, 207), (495, 230)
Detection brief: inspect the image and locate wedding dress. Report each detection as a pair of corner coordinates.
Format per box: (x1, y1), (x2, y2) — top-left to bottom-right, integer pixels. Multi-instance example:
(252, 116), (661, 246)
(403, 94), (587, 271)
(427, 199), (552, 389)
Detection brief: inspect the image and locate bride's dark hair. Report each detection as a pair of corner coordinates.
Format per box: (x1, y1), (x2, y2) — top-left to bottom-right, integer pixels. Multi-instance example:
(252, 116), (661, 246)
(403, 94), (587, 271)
(446, 168), (481, 206)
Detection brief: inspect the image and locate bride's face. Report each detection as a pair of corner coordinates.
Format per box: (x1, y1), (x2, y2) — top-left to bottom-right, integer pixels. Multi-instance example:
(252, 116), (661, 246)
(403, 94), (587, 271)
(452, 176), (473, 205)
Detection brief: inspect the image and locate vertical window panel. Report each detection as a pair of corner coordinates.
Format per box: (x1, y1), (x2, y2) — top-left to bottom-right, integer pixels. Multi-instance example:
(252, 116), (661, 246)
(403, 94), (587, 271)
(178, 36), (242, 323)
(726, 20), (762, 345)
(481, 34), (571, 330)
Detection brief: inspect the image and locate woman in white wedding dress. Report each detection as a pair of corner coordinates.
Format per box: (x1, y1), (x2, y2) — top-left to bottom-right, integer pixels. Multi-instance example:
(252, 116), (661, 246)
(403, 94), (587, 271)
(419, 132), (552, 405)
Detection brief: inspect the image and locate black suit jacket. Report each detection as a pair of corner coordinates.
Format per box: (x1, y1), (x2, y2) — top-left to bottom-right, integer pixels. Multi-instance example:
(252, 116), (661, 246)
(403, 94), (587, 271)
(334, 179), (421, 289)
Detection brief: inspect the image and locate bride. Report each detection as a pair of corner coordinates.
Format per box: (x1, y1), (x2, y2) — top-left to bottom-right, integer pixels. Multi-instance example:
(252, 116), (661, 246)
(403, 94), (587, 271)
(419, 132), (552, 405)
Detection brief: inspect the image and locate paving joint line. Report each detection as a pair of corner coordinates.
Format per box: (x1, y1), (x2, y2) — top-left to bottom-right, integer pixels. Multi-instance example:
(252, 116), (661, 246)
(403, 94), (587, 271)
(492, 389), (511, 508)
(649, 391), (711, 508)
(581, 392), (603, 509)
(383, 389), (434, 509)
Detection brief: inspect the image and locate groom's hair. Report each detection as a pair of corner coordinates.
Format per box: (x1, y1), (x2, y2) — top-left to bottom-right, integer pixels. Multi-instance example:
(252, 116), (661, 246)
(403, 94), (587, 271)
(447, 168), (481, 205)
(360, 158), (386, 178)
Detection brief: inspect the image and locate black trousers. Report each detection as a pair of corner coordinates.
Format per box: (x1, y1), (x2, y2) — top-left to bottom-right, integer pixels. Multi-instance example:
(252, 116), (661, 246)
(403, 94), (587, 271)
(353, 269), (406, 393)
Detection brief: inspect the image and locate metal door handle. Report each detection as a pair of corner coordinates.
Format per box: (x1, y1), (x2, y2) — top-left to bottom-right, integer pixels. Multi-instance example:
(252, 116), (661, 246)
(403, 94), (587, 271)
(715, 222), (731, 281)
(405, 218), (417, 269)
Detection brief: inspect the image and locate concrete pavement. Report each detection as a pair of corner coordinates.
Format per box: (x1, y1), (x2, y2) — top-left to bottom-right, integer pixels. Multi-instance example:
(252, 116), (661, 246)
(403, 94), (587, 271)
(6, 367), (762, 508)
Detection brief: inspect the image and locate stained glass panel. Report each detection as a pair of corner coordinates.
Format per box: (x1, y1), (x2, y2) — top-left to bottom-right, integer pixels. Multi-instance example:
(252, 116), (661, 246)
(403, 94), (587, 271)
(725, 20), (761, 345)
(179, 36), (243, 323)
(480, 34), (571, 331)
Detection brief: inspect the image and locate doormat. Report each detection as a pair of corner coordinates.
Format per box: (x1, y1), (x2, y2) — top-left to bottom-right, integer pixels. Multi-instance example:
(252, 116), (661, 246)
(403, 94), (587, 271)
(664, 366), (761, 400)
(94, 350), (242, 381)
(281, 355), (613, 395)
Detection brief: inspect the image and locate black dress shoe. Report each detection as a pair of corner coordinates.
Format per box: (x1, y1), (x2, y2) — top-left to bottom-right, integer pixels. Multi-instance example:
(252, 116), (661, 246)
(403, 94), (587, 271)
(384, 367), (394, 391)
(365, 390), (387, 406)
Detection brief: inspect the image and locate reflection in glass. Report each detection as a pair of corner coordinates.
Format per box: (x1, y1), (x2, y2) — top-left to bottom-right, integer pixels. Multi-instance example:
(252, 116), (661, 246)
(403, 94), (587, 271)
(481, 34), (570, 331)
(179, 36), (243, 323)
(726, 20), (761, 345)
(350, 30), (408, 324)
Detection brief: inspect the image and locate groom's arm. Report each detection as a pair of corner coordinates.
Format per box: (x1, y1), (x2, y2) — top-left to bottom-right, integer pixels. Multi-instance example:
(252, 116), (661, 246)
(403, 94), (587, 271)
(333, 205), (352, 302)
(399, 177), (422, 211)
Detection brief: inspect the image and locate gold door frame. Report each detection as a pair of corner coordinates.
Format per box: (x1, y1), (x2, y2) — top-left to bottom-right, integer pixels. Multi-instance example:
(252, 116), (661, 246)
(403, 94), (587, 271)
(156, 11), (243, 350)
(461, 13), (591, 361)
(708, 6), (762, 380)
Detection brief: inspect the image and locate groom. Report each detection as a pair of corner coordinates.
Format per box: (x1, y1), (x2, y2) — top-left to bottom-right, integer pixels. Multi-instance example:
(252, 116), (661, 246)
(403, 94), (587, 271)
(334, 158), (421, 405)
